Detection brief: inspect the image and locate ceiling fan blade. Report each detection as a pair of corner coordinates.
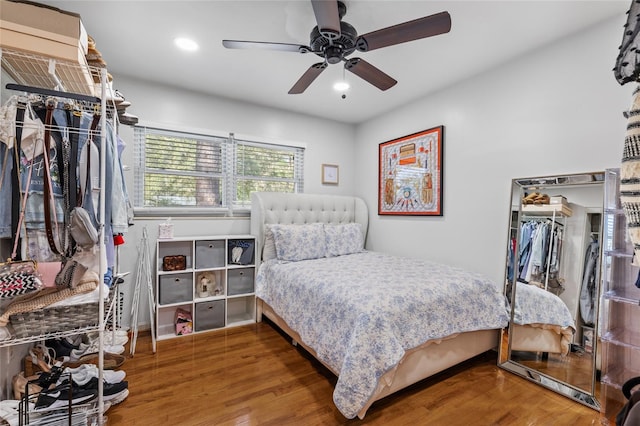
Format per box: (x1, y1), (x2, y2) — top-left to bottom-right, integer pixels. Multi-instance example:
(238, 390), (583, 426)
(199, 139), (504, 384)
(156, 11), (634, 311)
(289, 62), (328, 94)
(345, 58), (397, 91)
(222, 40), (311, 53)
(356, 11), (451, 52)
(311, 0), (341, 39)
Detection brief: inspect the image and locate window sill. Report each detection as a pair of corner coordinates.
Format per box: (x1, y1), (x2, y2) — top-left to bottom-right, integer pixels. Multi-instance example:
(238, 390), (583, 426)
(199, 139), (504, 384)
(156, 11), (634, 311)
(133, 207), (250, 219)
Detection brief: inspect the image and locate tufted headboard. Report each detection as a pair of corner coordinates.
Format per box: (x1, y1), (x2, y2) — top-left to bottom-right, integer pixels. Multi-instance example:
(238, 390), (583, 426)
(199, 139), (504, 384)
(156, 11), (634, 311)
(250, 192), (369, 262)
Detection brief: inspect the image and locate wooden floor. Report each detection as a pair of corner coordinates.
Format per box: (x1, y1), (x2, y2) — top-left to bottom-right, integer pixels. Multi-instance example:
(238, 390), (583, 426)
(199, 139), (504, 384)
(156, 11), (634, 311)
(106, 321), (607, 425)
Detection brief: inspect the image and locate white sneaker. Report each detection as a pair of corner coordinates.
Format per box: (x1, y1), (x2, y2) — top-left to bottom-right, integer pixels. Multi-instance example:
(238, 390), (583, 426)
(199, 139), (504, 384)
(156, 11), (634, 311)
(105, 344), (125, 355)
(107, 388), (129, 405)
(103, 334), (128, 346)
(64, 364), (126, 384)
(71, 338), (124, 359)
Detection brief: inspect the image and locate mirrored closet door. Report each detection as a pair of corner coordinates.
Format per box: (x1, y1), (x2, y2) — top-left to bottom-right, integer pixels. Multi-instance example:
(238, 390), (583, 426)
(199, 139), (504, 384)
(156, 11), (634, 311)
(498, 171), (605, 410)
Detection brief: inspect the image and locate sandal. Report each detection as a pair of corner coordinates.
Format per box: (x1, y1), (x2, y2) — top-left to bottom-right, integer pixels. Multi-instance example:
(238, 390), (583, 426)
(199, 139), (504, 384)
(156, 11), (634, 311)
(12, 372), (42, 400)
(63, 352), (126, 370)
(27, 346), (53, 373)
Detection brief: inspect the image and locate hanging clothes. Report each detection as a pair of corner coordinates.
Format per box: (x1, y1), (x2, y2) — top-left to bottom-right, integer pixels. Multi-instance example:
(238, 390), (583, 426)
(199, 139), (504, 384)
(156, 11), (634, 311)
(517, 219), (563, 286)
(580, 236), (600, 325)
(0, 96), (131, 276)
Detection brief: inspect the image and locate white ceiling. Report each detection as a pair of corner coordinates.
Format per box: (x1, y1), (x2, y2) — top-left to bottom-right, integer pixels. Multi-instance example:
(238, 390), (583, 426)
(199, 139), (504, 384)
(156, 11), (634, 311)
(40, 0), (628, 124)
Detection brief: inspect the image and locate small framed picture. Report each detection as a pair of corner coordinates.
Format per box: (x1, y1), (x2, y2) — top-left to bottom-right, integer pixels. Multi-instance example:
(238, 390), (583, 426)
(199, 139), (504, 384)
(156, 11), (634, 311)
(322, 164), (339, 185)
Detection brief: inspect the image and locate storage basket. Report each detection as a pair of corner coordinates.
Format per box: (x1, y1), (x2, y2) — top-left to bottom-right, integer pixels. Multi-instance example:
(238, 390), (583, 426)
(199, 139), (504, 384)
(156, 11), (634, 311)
(9, 301), (100, 338)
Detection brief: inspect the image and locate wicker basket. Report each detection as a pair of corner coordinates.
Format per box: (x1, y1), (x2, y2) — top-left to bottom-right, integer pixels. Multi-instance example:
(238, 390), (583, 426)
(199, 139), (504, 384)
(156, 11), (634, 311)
(10, 301), (100, 338)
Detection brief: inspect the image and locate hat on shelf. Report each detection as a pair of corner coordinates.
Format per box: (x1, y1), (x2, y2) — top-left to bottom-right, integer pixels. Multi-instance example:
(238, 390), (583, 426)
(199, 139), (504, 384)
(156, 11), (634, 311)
(85, 34), (107, 68)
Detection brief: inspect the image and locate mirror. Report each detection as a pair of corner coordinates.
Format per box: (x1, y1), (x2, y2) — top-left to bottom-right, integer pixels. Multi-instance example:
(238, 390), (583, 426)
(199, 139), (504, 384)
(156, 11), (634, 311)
(498, 171), (604, 410)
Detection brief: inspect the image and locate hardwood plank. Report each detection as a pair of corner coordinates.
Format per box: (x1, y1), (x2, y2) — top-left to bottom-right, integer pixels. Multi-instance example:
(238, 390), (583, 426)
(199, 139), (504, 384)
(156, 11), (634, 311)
(106, 322), (606, 425)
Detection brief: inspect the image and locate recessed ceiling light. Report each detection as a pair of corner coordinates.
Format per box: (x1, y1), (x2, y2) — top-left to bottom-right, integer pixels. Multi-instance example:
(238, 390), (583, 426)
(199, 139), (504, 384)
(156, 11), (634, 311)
(333, 81), (350, 91)
(174, 37), (199, 52)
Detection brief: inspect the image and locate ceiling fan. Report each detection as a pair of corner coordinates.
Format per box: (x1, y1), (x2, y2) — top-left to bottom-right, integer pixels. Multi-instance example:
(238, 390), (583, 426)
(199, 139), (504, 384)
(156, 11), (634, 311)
(222, 1), (451, 94)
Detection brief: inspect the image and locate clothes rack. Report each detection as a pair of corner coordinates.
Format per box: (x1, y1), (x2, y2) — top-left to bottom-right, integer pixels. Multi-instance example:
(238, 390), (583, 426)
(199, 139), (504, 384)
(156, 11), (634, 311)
(1, 46), (109, 424)
(6, 83), (101, 104)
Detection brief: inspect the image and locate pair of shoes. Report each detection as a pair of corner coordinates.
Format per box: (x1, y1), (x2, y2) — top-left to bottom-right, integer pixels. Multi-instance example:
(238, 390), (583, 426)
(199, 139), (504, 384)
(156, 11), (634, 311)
(12, 365), (66, 400)
(56, 375), (128, 403)
(24, 344), (60, 376)
(0, 399), (34, 425)
(115, 100), (132, 111)
(105, 87), (125, 104)
(118, 112), (139, 126)
(70, 337), (125, 359)
(12, 372), (42, 400)
(87, 331), (128, 346)
(44, 337), (79, 361)
(33, 383), (98, 411)
(63, 351), (126, 370)
(106, 388), (129, 405)
(64, 363), (126, 385)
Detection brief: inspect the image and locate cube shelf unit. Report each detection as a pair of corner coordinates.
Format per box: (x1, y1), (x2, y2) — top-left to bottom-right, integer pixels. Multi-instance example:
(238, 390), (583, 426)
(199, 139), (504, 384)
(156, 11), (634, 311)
(155, 235), (256, 340)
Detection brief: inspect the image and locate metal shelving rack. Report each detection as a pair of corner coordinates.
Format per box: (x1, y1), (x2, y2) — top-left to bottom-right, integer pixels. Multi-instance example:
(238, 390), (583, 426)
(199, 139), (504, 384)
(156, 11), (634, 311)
(0, 47), (108, 425)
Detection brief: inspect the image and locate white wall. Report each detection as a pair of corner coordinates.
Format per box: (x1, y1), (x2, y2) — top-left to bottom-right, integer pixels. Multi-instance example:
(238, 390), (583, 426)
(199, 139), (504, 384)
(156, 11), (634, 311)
(112, 79), (356, 329)
(354, 16), (633, 286)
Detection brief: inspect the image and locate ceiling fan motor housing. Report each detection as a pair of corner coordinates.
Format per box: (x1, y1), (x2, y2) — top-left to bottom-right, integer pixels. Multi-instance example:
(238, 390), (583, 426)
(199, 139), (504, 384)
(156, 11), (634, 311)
(310, 20), (358, 63)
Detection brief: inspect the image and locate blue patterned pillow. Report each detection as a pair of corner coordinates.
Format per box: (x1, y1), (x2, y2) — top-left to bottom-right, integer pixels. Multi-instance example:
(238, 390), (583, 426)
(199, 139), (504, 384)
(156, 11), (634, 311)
(271, 223), (327, 261)
(325, 223), (364, 257)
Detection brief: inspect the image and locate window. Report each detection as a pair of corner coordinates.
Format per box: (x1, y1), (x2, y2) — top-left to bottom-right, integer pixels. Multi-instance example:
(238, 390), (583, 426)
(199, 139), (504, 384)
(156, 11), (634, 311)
(134, 127), (304, 215)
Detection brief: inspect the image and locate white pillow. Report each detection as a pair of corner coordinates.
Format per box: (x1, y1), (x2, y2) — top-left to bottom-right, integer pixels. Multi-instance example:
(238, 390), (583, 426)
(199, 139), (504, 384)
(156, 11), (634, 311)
(271, 223), (327, 261)
(325, 223), (365, 257)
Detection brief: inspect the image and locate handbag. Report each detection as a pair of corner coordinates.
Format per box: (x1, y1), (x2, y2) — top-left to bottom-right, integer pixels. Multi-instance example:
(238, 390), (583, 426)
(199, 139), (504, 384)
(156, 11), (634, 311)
(69, 206), (98, 250)
(163, 255), (187, 271)
(0, 259), (43, 299)
(54, 257), (88, 289)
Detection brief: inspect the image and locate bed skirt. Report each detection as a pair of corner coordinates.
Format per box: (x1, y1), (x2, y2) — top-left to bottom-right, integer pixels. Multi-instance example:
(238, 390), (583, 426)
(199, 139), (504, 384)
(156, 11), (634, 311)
(256, 298), (499, 419)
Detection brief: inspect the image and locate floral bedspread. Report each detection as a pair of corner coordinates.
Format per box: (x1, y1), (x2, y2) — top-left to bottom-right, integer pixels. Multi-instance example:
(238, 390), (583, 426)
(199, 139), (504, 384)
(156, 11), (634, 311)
(513, 281), (576, 329)
(256, 251), (510, 418)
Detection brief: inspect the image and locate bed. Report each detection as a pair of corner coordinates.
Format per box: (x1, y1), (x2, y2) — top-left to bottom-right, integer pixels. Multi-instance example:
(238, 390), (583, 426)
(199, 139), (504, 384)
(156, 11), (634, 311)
(250, 192), (510, 419)
(509, 281), (576, 356)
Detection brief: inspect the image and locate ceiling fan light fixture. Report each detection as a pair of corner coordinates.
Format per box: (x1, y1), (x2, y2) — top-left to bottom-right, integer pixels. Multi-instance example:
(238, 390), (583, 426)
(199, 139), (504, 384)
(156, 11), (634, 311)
(333, 81), (350, 92)
(174, 37), (199, 52)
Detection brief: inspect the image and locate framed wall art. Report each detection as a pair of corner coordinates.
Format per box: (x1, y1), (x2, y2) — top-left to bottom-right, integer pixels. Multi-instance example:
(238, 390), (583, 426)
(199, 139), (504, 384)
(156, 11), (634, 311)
(378, 126), (444, 216)
(322, 164), (339, 185)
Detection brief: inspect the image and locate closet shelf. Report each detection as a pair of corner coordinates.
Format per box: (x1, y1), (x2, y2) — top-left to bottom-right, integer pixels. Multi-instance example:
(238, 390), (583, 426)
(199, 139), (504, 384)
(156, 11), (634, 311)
(521, 203), (573, 217)
(1, 48), (100, 98)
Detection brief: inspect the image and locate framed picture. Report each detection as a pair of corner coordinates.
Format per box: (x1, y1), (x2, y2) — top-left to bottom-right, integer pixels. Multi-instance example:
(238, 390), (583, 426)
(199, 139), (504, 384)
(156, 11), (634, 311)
(322, 164), (339, 185)
(378, 126), (444, 216)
